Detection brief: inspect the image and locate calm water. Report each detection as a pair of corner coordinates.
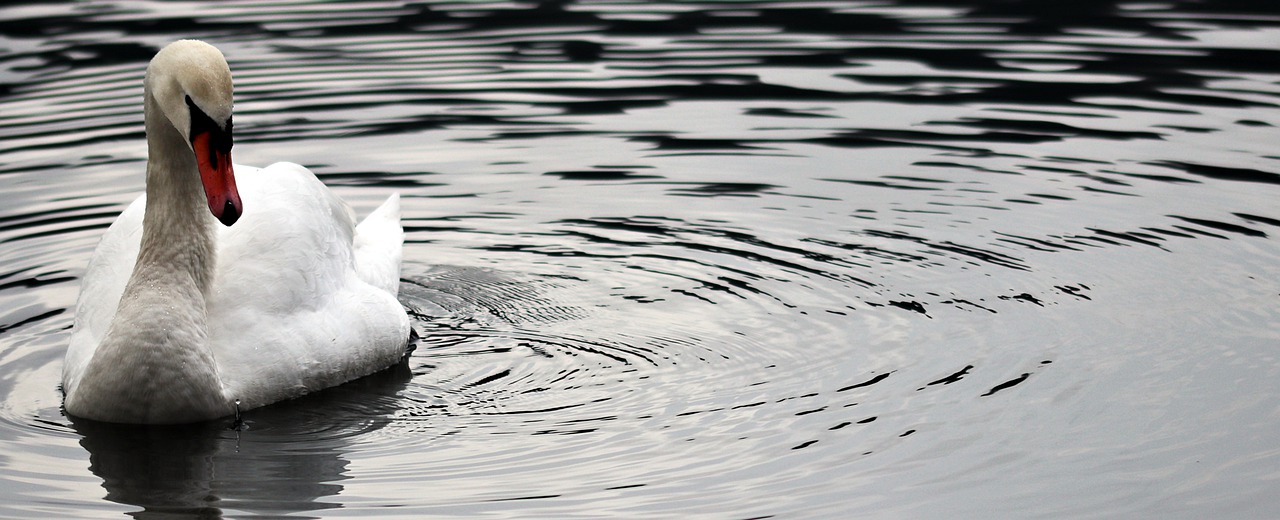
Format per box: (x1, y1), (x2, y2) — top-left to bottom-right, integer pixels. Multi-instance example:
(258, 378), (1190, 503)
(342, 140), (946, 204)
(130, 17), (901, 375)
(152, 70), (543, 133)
(3, 0), (1280, 517)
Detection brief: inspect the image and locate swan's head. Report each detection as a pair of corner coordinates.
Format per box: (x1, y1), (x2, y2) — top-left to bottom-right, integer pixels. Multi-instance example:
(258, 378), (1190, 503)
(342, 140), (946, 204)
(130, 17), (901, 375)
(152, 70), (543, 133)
(146, 40), (242, 226)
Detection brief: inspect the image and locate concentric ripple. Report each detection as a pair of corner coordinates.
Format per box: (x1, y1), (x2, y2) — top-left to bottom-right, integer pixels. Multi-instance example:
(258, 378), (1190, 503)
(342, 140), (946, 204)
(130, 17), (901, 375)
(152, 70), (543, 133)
(2, 0), (1280, 517)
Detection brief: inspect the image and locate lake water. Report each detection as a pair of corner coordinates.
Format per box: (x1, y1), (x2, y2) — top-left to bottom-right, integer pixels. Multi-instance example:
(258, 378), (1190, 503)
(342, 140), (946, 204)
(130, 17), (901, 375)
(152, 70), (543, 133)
(2, 0), (1280, 517)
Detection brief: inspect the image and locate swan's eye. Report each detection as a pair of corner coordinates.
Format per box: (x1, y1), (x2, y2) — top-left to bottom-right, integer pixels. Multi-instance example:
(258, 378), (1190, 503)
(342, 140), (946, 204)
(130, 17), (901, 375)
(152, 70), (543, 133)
(186, 95), (233, 166)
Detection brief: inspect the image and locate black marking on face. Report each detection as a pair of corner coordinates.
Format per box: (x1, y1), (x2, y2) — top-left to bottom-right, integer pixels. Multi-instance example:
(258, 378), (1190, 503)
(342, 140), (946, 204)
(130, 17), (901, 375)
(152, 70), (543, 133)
(186, 95), (233, 166)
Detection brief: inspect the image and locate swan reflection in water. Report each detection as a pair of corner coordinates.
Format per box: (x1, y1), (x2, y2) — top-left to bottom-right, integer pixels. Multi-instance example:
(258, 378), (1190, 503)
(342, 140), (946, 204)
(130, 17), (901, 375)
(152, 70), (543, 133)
(70, 359), (413, 517)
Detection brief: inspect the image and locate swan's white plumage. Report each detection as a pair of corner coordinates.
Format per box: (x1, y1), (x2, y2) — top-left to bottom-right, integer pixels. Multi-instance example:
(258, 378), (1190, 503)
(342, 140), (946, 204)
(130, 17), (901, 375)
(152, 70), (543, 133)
(62, 40), (409, 424)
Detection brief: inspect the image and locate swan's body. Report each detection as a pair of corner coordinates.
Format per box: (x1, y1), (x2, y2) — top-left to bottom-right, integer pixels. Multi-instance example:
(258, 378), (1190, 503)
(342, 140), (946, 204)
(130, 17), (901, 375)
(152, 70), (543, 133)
(62, 40), (410, 424)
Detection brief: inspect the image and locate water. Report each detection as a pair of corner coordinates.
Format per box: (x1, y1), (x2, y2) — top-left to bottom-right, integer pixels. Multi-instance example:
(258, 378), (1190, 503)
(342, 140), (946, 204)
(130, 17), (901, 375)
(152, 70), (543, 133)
(3, 0), (1280, 517)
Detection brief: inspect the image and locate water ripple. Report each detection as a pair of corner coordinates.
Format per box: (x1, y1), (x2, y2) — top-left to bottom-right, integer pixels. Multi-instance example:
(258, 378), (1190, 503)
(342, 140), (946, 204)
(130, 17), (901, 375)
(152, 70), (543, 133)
(2, 0), (1280, 517)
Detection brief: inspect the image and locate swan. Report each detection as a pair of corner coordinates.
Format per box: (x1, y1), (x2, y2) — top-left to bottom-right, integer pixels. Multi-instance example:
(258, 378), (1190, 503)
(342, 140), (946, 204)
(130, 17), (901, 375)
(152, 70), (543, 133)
(61, 40), (411, 424)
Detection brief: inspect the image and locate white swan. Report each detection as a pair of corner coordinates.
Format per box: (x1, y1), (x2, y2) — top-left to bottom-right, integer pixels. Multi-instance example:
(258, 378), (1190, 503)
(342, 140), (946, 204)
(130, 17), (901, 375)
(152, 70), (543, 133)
(61, 40), (411, 424)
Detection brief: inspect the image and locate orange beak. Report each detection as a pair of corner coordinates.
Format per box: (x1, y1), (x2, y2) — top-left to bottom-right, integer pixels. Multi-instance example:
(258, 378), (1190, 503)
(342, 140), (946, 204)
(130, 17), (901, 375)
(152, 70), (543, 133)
(192, 131), (242, 226)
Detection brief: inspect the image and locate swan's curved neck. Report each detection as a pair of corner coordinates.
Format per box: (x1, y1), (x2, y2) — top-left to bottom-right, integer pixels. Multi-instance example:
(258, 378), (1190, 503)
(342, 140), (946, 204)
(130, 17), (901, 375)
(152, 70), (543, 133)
(63, 90), (230, 423)
(139, 90), (218, 293)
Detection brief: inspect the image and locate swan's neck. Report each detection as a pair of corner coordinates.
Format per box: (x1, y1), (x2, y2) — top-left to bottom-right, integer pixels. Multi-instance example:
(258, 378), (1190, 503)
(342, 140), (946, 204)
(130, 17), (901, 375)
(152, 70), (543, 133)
(138, 90), (218, 292)
(64, 92), (230, 423)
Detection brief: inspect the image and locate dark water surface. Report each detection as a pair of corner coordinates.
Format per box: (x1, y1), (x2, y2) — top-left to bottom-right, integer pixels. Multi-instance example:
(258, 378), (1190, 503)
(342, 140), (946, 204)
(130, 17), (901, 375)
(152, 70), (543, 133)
(3, 0), (1280, 517)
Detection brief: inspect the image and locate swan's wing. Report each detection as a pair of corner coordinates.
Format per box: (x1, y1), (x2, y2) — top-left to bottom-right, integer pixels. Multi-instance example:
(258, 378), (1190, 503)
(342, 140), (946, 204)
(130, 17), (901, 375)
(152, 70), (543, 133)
(63, 195), (146, 393)
(206, 162), (409, 407)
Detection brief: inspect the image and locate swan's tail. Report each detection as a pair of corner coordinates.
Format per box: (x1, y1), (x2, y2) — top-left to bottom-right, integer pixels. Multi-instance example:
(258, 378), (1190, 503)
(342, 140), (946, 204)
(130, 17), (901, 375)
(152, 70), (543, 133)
(353, 193), (404, 295)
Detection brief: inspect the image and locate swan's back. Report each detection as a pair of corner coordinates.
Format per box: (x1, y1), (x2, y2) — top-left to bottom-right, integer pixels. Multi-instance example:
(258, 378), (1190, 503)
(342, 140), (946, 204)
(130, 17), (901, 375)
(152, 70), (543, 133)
(206, 162), (409, 408)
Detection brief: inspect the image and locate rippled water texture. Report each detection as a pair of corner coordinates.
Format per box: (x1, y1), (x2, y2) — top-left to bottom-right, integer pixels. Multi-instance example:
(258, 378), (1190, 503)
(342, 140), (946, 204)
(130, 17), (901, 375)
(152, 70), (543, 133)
(3, 0), (1280, 517)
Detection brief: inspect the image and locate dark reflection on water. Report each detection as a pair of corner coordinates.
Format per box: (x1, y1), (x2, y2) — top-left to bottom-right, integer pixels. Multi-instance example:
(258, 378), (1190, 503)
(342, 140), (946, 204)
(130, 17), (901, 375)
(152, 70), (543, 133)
(72, 361), (411, 518)
(2, 0), (1280, 517)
